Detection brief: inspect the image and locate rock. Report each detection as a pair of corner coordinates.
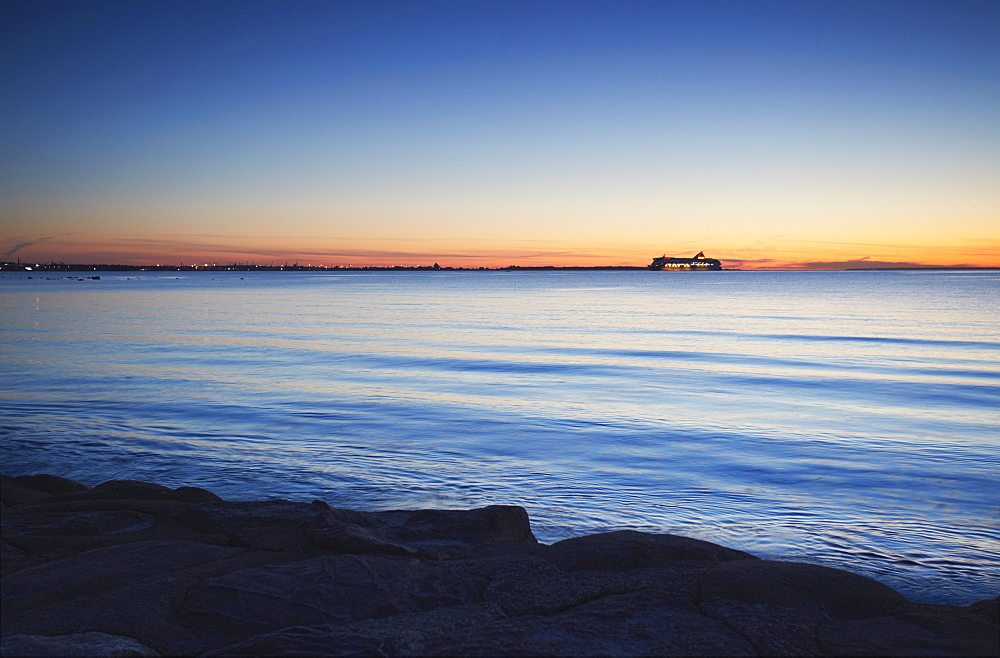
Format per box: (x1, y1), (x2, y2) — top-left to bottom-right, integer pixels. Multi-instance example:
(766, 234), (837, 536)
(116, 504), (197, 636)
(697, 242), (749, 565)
(175, 500), (324, 550)
(207, 604), (508, 656)
(0, 631), (158, 656)
(306, 515), (421, 557)
(171, 486), (223, 503)
(1, 477), (222, 508)
(13, 474), (91, 495)
(1, 539), (31, 577)
(392, 505), (536, 548)
(817, 607), (1000, 656)
(969, 595), (999, 623)
(0, 540), (258, 654)
(470, 555), (606, 616)
(1, 499), (234, 570)
(423, 589), (756, 656)
(1, 476), (56, 507)
(1, 509), (156, 537)
(207, 625), (393, 656)
(3, 497), (198, 520)
(180, 553), (488, 646)
(89, 479), (176, 500)
(306, 504), (536, 559)
(175, 500), (322, 531)
(1, 540), (243, 614)
(540, 529), (755, 572)
(1, 474), (995, 656)
(699, 596), (822, 655)
(698, 559), (908, 620)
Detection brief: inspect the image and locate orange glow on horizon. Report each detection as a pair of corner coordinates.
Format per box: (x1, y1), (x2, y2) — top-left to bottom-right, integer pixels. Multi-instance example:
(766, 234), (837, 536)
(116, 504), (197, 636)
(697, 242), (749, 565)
(3, 232), (998, 270)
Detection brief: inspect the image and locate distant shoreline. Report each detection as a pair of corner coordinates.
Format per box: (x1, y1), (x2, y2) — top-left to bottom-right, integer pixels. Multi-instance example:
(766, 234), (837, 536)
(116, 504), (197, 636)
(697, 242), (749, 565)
(2, 262), (998, 273)
(2, 263), (646, 272)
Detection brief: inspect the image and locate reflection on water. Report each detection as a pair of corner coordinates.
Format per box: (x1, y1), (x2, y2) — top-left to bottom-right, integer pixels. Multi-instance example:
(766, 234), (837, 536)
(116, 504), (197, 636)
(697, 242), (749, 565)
(1, 269), (998, 604)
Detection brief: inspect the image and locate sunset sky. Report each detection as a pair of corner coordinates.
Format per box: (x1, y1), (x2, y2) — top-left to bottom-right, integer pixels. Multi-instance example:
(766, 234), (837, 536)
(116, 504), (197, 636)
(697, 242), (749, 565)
(2, 0), (998, 269)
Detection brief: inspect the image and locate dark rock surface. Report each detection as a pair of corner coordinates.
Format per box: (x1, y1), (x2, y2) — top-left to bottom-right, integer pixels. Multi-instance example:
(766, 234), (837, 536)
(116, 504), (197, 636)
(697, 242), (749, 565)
(2, 474), (997, 656)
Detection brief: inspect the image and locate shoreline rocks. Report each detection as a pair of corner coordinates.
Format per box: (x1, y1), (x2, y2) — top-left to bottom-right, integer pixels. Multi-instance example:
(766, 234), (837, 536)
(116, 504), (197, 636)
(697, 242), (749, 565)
(2, 473), (997, 656)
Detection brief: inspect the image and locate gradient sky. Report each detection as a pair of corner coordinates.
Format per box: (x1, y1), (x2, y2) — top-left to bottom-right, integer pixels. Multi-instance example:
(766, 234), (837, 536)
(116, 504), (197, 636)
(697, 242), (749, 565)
(2, 0), (998, 268)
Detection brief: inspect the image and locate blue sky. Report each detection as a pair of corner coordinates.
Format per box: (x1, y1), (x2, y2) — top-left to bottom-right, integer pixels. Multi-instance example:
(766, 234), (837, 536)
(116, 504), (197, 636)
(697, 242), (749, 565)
(2, 0), (998, 267)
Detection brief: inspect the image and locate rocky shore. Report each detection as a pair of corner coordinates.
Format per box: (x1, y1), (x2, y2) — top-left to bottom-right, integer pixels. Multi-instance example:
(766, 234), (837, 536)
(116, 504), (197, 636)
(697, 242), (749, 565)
(2, 474), (997, 656)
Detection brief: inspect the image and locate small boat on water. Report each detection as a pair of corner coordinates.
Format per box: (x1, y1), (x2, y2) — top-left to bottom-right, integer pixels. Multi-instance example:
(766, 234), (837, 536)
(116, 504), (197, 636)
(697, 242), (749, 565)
(648, 251), (722, 270)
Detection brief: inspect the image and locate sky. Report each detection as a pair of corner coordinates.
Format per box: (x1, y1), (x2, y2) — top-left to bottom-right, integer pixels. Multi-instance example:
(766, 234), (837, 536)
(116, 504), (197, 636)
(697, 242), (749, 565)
(2, 0), (998, 269)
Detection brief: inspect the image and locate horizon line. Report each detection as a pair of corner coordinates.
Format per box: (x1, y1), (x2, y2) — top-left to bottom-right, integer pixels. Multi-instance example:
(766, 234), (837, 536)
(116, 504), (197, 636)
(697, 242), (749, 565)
(3, 261), (999, 273)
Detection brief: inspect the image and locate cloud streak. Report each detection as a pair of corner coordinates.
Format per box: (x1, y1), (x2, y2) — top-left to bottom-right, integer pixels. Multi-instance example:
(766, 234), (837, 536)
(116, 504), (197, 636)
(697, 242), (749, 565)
(2, 233), (77, 258)
(784, 258), (974, 270)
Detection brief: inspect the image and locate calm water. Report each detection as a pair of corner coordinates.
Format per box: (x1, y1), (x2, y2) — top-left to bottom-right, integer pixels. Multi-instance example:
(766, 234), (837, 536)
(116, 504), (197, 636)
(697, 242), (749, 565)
(1, 269), (998, 604)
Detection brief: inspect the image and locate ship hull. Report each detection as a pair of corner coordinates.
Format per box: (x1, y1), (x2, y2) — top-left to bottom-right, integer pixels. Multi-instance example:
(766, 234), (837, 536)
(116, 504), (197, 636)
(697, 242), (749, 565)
(648, 257), (722, 270)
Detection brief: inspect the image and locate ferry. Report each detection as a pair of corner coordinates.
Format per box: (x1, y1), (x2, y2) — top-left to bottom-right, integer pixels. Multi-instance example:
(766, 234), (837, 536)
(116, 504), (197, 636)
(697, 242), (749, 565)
(648, 251), (722, 270)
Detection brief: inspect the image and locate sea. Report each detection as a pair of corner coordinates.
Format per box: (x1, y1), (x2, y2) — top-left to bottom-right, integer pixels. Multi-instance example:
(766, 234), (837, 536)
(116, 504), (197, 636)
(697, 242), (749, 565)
(1, 268), (998, 604)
